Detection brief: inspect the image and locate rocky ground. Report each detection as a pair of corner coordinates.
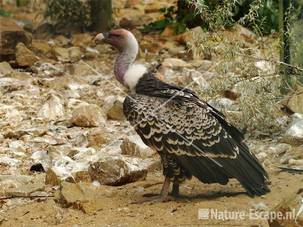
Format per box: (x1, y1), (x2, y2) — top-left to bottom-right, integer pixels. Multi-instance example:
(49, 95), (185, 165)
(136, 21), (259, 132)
(1, 0), (303, 226)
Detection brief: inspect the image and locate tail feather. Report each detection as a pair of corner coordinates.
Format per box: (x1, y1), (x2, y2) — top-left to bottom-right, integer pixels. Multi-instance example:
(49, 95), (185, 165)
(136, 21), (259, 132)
(177, 142), (270, 196)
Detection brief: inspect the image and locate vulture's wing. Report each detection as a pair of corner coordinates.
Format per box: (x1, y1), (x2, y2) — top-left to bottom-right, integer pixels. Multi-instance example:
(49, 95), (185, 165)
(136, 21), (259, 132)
(123, 92), (269, 196)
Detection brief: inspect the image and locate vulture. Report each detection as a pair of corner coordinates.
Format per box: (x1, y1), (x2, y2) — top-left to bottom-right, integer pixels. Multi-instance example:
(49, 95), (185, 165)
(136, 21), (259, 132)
(94, 29), (270, 201)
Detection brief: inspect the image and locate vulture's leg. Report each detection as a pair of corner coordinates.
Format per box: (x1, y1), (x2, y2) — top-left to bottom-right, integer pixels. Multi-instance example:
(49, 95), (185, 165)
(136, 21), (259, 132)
(171, 182), (179, 197)
(160, 176), (171, 200)
(131, 177), (172, 204)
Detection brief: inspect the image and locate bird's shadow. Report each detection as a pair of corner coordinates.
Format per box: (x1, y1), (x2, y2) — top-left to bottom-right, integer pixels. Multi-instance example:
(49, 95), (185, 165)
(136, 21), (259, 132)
(176, 191), (247, 201)
(142, 190), (247, 203)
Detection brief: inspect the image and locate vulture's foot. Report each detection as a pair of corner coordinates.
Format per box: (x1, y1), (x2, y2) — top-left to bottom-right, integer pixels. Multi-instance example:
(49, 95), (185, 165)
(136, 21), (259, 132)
(131, 177), (174, 204)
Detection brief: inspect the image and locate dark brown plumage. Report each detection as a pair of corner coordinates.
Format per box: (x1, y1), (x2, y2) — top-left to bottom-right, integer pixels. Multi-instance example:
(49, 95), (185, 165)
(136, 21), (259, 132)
(124, 72), (270, 197)
(94, 28), (270, 200)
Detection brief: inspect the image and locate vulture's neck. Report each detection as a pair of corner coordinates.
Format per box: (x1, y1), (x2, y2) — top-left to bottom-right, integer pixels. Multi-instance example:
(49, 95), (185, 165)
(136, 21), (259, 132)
(114, 38), (147, 90)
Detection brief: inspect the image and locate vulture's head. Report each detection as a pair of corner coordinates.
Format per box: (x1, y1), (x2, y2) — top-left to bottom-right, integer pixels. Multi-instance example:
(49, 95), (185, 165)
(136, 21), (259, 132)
(94, 29), (146, 89)
(94, 28), (138, 54)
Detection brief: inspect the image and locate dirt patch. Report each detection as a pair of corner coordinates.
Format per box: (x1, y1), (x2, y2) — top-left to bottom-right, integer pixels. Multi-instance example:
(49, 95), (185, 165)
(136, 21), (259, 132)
(1, 169), (302, 227)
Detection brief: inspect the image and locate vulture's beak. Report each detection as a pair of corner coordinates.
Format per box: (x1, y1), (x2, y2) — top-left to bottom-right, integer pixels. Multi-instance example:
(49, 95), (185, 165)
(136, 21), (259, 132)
(93, 32), (109, 44)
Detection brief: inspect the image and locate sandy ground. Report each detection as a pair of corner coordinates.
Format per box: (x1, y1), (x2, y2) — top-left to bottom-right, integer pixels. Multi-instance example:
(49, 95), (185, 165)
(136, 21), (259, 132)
(1, 168), (303, 227)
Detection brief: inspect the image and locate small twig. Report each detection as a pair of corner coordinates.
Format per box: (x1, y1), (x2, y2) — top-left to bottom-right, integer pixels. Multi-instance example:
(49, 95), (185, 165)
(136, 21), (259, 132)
(0, 195), (54, 200)
(277, 166), (303, 173)
(235, 52), (303, 72)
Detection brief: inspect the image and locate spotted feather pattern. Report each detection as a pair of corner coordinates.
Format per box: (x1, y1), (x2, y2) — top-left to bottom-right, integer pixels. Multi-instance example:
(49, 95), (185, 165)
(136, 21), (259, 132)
(124, 94), (239, 159)
(123, 72), (270, 196)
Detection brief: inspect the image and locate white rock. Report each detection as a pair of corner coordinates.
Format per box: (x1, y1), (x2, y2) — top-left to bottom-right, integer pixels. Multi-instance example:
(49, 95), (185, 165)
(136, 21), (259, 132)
(208, 98), (237, 111)
(183, 68), (209, 89)
(5, 107), (23, 123)
(88, 155), (147, 186)
(267, 143), (291, 154)
(285, 113), (303, 143)
(251, 202), (268, 211)
(0, 61), (14, 77)
(0, 156), (21, 167)
(37, 93), (65, 121)
(287, 92), (303, 114)
(31, 150), (50, 169)
(256, 152), (267, 162)
(8, 140), (26, 155)
(255, 60), (275, 74)
(71, 103), (105, 127)
(0, 174), (45, 197)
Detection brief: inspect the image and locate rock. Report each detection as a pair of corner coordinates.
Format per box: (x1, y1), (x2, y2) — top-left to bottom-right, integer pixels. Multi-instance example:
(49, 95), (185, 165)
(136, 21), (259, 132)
(280, 153), (292, 164)
(56, 181), (113, 214)
(33, 62), (64, 77)
(0, 17), (31, 61)
(183, 68), (209, 89)
(84, 47), (99, 59)
(54, 35), (70, 47)
(87, 128), (109, 148)
(267, 143), (291, 155)
(121, 135), (155, 158)
(53, 47), (82, 62)
(53, 47), (70, 62)
(72, 171), (91, 183)
(0, 156), (21, 167)
(268, 193), (303, 227)
(255, 60), (275, 74)
(208, 98), (238, 111)
(287, 92), (303, 114)
(71, 104), (105, 127)
(283, 113), (303, 145)
(15, 42), (39, 67)
(0, 61), (14, 77)
(106, 96), (125, 121)
(162, 58), (191, 69)
(31, 39), (51, 56)
(88, 155), (147, 186)
(233, 24), (256, 43)
(0, 174), (45, 197)
(45, 168), (60, 186)
(175, 26), (204, 45)
(250, 202), (268, 211)
(288, 159), (303, 167)
(256, 152), (267, 162)
(37, 93), (65, 121)
(8, 140), (26, 155)
(71, 33), (92, 48)
(68, 47), (82, 62)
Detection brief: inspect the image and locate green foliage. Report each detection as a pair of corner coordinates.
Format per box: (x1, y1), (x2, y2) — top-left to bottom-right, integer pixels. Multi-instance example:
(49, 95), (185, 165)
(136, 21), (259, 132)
(141, 6), (178, 33)
(190, 30), (286, 137)
(142, 0), (281, 35)
(190, 0), (280, 35)
(0, 6), (10, 17)
(45, 0), (91, 30)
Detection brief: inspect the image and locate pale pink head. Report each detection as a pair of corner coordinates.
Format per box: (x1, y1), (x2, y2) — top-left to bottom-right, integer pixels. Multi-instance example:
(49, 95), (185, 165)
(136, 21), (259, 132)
(94, 29), (138, 54)
(94, 29), (142, 87)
